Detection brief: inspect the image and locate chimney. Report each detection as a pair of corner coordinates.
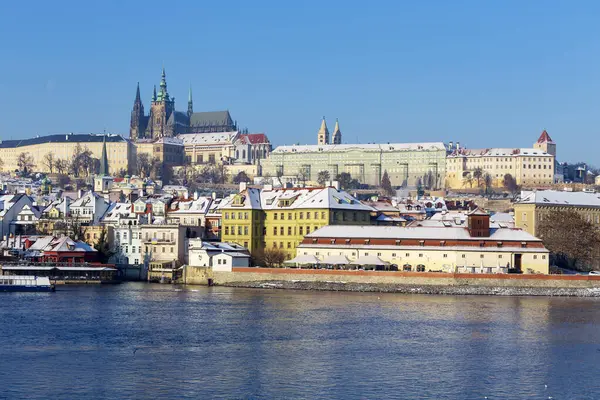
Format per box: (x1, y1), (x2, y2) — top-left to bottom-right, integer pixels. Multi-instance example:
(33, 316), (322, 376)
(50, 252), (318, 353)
(264, 184), (273, 191)
(211, 192), (217, 200)
(449, 141), (453, 150)
(239, 182), (247, 192)
(78, 189), (84, 199)
(331, 180), (340, 190)
(456, 142), (460, 150)
(193, 191), (199, 200)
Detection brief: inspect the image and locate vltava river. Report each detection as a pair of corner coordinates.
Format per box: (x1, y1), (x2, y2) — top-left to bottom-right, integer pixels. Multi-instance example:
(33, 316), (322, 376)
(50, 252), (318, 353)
(1, 283), (599, 399)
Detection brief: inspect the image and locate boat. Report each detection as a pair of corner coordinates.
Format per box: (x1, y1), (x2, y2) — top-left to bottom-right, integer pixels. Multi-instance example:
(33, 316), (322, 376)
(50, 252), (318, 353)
(0, 275), (55, 292)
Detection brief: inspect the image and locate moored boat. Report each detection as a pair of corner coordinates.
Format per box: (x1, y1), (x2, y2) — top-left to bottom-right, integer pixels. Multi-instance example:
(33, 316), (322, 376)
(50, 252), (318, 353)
(0, 275), (55, 292)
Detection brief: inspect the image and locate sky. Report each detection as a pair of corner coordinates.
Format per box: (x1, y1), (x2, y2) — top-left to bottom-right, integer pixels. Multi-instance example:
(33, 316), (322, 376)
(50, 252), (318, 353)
(0, 0), (599, 163)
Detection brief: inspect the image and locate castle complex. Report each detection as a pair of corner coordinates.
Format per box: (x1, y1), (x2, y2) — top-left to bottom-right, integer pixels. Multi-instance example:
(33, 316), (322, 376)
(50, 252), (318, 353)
(129, 68), (237, 141)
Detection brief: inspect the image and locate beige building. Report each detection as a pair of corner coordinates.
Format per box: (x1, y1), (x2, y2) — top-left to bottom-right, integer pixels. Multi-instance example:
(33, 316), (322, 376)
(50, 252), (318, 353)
(262, 142), (447, 187)
(0, 133), (132, 175)
(297, 210), (549, 274)
(446, 131), (556, 189)
(514, 190), (600, 236)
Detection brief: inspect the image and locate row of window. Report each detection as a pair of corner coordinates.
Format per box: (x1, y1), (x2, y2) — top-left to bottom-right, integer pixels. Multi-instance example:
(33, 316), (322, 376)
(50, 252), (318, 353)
(306, 251), (546, 260)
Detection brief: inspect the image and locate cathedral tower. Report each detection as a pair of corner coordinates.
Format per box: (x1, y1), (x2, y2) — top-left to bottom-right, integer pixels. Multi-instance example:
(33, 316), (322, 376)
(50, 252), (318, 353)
(130, 82), (145, 141)
(332, 118), (342, 145)
(317, 117), (329, 145)
(146, 68), (175, 139)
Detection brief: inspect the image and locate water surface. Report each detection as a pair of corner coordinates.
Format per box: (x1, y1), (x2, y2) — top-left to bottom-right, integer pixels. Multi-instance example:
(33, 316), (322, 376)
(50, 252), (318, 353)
(1, 283), (599, 399)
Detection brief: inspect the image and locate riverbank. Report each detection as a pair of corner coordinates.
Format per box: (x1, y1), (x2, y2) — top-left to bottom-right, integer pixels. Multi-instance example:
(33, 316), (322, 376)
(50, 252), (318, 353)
(222, 280), (600, 297)
(183, 267), (600, 297)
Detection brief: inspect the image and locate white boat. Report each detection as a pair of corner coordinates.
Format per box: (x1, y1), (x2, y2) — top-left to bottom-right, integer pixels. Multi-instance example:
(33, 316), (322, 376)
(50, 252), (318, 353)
(0, 275), (55, 292)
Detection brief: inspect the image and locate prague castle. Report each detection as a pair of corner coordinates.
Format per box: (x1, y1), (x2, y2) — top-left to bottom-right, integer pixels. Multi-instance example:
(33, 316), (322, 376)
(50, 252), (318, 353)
(130, 68), (237, 140)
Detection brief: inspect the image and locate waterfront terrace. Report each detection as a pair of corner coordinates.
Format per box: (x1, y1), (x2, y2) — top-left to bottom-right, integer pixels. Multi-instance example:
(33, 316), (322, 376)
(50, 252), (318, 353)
(296, 210), (549, 274)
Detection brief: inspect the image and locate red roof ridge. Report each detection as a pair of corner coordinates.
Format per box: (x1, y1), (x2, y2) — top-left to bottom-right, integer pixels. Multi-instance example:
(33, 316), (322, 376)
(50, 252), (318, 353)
(537, 130), (554, 143)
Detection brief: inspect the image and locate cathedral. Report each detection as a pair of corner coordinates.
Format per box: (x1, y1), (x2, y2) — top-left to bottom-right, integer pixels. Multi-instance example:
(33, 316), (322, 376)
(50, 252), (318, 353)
(130, 68), (238, 141)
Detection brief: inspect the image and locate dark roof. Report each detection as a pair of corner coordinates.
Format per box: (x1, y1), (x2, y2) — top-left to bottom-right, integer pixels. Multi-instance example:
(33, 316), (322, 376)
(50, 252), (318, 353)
(0, 134), (128, 149)
(190, 111), (233, 127)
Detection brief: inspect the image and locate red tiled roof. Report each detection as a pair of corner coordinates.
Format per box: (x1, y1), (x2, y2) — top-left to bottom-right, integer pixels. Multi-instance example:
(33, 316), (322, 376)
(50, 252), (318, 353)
(240, 133), (269, 144)
(537, 130), (553, 143)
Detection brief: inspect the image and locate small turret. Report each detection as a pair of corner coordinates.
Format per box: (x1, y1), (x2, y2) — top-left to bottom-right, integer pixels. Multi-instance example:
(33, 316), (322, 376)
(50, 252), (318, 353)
(332, 118), (342, 144)
(317, 116), (329, 145)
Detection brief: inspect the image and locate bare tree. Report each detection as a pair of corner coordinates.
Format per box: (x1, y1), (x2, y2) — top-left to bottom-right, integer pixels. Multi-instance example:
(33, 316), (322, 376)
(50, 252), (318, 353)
(380, 170), (394, 196)
(261, 247), (287, 267)
(502, 173), (520, 198)
(42, 152), (56, 173)
(317, 170), (330, 186)
(54, 158), (69, 175)
(462, 173), (474, 188)
(538, 210), (600, 271)
(473, 167), (483, 187)
(17, 152), (35, 176)
(0, 158), (4, 171)
(297, 168), (309, 185)
(232, 171), (251, 184)
(484, 173), (493, 194)
(136, 153), (152, 178)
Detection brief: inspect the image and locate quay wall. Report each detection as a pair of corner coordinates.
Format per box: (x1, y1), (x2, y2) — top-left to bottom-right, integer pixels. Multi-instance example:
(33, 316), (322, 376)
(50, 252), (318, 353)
(184, 267), (600, 289)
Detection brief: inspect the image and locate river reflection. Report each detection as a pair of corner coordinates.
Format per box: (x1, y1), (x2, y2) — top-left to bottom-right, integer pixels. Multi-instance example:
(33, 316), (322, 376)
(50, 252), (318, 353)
(1, 283), (599, 399)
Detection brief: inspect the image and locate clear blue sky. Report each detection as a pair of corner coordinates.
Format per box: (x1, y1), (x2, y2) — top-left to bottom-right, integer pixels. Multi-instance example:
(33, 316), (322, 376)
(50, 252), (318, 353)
(1, 0), (599, 163)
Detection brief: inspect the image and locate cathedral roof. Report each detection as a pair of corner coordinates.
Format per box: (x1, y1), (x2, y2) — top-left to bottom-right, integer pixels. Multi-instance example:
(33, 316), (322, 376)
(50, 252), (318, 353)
(190, 111), (233, 127)
(536, 130), (554, 144)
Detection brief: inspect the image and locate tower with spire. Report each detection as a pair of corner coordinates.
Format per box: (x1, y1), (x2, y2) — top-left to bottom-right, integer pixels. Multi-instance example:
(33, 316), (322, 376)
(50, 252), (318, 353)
(145, 67), (176, 139)
(99, 134), (109, 176)
(534, 129), (556, 157)
(332, 119), (342, 145)
(317, 117), (329, 145)
(187, 86), (193, 119)
(129, 82), (146, 141)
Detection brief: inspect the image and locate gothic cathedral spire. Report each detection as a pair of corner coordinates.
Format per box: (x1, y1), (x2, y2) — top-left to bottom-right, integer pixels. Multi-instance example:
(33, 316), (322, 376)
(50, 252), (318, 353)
(187, 85), (193, 118)
(317, 116), (329, 145)
(130, 82), (145, 141)
(332, 118), (342, 145)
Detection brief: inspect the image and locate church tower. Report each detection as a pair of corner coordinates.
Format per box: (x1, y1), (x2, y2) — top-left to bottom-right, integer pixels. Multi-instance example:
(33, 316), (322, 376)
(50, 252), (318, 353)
(534, 130), (556, 157)
(187, 86), (194, 119)
(317, 117), (329, 145)
(146, 68), (175, 139)
(130, 82), (145, 141)
(332, 118), (342, 145)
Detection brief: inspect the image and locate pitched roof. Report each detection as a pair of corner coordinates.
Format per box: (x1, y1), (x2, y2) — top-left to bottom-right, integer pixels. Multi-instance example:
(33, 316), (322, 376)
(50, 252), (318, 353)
(239, 133), (269, 144)
(272, 142), (446, 154)
(178, 131), (238, 145)
(189, 111), (233, 127)
(448, 148), (551, 157)
(0, 133), (127, 148)
(518, 190), (600, 208)
(537, 130), (554, 144)
(305, 225), (542, 242)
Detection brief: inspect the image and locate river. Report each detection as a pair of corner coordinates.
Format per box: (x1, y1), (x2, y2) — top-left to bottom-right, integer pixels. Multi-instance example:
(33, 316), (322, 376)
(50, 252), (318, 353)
(1, 283), (599, 399)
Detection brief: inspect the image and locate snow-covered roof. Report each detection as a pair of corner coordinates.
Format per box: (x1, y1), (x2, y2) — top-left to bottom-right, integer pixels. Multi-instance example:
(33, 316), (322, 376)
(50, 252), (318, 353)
(518, 190), (600, 208)
(154, 137), (183, 146)
(306, 225), (542, 242)
(177, 131), (238, 145)
(219, 187), (373, 212)
(170, 197), (212, 214)
(448, 148), (551, 157)
(272, 142), (446, 154)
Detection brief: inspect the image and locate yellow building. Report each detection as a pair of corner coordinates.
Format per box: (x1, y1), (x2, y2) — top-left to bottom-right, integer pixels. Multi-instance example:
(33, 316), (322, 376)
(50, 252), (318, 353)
(297, 211), (550, 274)
(220, 184), (374, 259)
(514, 190), (600, 236)
(445, 131), (556, 189)
(0, 133), (132, 175)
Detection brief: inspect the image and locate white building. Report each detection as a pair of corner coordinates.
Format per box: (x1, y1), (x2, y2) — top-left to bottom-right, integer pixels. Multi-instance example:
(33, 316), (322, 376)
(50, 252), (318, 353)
(101, 202), (147, 265)
(187, 238), (250, 271)
(69, 191), (110, 224)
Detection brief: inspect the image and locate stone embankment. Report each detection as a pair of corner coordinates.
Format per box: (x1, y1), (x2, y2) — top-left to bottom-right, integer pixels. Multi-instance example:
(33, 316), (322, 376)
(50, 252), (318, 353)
(223, 280), (600, 297)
